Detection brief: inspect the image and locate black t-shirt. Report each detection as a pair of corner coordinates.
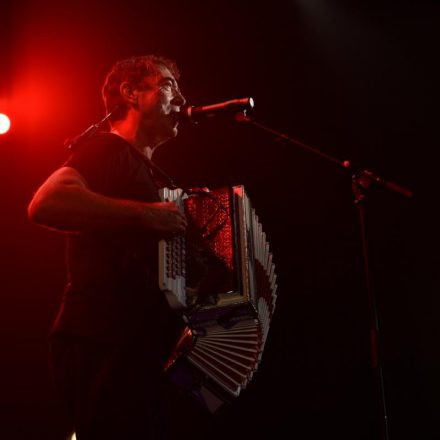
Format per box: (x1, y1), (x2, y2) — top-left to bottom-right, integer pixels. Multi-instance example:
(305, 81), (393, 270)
(52, 132), (182, 358)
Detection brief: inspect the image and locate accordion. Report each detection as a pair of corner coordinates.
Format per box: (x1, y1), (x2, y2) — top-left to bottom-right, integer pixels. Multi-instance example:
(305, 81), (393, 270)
(158, 185), (278, 412)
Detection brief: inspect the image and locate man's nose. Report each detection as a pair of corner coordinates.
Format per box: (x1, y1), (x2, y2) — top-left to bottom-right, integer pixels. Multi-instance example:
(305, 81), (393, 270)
(172, 89), (186, 107)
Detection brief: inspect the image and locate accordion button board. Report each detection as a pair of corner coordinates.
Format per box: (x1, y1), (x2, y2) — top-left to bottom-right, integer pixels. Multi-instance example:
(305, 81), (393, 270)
(158, 185), (278, 412)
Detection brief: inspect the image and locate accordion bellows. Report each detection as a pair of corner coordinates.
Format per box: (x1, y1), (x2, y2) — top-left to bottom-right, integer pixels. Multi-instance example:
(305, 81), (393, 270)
(159, 186), (277, 412)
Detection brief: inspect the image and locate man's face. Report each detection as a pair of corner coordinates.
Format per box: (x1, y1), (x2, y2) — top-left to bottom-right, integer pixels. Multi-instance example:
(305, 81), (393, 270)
(136, 65), (186, 146)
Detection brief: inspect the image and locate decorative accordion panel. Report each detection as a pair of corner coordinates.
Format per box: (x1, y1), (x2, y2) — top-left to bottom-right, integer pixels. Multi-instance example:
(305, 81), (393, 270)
(159, 186), (277, 412)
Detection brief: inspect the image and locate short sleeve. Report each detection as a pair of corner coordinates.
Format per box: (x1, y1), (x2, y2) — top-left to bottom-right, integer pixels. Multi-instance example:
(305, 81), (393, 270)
(64, 134), (128, 197)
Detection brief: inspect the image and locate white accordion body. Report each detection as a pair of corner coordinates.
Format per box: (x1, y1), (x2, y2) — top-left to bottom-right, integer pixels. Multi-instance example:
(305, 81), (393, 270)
(158, 185), (277, 412)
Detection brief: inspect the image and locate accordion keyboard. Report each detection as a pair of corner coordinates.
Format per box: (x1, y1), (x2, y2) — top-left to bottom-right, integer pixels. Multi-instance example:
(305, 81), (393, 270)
(158, 187), (187, 310)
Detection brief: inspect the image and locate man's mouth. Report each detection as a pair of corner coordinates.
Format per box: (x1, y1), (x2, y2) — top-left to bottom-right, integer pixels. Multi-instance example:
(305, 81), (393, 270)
(170, 112), (180, 127)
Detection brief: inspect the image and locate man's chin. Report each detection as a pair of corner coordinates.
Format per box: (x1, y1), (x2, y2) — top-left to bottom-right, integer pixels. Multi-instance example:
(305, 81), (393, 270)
(154, 128), (178, 148)
(165, 120), (179, 137)
(167, 123), (179, 139)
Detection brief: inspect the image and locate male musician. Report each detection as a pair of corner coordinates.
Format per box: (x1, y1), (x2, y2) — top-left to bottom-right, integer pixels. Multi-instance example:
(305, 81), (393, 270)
(28, 55), (190, 439)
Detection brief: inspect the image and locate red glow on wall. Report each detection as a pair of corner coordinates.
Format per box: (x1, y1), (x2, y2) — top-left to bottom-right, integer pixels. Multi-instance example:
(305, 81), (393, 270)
(11, 61), (66, 132)
(6, 2), (112, 144)
(0, 113), (11, 134)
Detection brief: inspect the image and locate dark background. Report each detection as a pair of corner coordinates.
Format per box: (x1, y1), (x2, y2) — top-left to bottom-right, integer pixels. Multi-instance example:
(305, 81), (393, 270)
(1, 0), (438, 439)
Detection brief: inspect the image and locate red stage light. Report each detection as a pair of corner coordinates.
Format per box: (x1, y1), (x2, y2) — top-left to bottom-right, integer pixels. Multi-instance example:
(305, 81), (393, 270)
(0, 113), (11, 134)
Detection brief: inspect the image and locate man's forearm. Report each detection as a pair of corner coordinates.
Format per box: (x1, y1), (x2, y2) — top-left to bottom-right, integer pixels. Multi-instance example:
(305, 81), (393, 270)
(28, 166), (186, 234)
(28, 183), (156, 232)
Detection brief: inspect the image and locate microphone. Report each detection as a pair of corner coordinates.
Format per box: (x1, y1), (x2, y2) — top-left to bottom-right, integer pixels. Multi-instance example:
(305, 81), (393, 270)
(180, 97), (254, 122)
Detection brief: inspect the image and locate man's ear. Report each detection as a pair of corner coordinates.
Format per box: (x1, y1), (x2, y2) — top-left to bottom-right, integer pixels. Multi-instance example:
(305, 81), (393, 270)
(119, 82), (138, 106)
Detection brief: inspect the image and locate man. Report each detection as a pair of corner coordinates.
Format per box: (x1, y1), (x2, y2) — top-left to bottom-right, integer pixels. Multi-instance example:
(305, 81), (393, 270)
(28, 55), (190, 439)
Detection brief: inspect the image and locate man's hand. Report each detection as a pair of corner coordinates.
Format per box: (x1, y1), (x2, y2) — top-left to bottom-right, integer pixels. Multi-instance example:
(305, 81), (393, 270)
(141, 202), (187, 235)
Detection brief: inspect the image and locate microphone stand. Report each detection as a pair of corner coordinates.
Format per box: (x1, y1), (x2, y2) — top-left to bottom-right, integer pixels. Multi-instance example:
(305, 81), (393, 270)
(235, 112), (413, 440)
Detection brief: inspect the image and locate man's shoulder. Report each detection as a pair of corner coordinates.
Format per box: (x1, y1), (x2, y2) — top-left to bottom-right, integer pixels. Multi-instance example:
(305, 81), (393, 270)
(63, 132), (135, 183)
(73, 131), (131, 155)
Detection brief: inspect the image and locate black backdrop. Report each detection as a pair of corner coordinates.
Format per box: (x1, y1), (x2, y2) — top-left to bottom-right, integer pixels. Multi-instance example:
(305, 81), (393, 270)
(1, 1), (438, 439)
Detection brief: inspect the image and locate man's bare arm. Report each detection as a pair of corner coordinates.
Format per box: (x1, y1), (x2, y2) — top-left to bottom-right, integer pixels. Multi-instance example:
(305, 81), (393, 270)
(28, 166), (187, 234)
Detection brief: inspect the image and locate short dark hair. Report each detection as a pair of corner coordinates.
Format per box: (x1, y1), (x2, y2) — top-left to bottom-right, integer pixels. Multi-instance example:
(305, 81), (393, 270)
(101, 55), (180, 121)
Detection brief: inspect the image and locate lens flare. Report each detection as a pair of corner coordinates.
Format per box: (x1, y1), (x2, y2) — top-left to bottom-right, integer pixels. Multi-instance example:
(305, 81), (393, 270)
(0, 113), (11, 134)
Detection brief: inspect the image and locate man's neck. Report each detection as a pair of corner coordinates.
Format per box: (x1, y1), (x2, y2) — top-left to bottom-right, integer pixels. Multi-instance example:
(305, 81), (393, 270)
(110, 113), (158, 159)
